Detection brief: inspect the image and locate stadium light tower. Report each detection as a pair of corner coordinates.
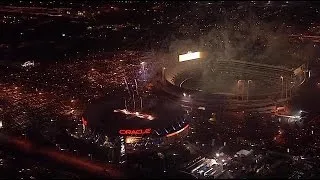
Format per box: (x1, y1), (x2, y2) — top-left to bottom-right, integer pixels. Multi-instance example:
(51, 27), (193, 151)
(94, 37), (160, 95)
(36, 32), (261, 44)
(280, 76), (284, 99)
(247, 80), (252, 101)
(237, 80), (245, 101)
(285, 79), (288, 99)
(162, 67), (166, 82)
(237, 80), (241, 99)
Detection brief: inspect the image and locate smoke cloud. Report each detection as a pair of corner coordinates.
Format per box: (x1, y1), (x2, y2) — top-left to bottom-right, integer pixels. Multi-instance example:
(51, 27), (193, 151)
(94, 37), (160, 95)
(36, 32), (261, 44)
(167, 6), (317, 68)
(160, 4), (320, 95)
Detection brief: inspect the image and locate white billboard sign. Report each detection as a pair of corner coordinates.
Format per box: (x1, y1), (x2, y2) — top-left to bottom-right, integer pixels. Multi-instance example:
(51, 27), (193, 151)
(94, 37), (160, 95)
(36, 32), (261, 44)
(179, 52), (201, 62)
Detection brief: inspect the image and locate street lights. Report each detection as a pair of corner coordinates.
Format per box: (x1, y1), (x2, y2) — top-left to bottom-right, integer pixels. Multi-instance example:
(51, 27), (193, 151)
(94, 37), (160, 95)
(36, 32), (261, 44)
(73, 149), (79, 156)
(280, 76), (284, 99)
(88, 153), (93, 160)
(247, 80), (252, 101)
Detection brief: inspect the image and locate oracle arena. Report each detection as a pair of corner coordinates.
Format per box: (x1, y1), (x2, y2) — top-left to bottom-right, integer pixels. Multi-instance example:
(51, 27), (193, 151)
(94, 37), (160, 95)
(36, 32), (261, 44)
(82, 96), (190, 153)
(162, 52), (306, 112)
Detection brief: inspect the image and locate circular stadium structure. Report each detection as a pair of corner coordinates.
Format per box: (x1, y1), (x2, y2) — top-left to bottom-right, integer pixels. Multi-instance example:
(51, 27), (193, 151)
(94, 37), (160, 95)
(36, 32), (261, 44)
(82, 96), (190, 153)
(162, 56), (306, 112)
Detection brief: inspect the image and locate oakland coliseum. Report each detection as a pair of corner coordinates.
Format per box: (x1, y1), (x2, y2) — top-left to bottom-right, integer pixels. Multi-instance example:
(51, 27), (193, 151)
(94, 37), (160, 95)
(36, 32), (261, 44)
(160, 52), (307, 113)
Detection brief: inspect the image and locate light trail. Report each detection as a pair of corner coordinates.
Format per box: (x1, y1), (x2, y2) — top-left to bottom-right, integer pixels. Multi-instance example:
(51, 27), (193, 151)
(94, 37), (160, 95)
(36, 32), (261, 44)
(0, 133), (124, 178)
(166, 124), (189, 137)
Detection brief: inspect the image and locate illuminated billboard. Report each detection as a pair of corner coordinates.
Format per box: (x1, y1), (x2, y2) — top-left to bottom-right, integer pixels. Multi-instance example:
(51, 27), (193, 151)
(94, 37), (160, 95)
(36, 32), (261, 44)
(179, 51), (201, 62)
(119, 128), (152, 135)
(125, 136), (142, 144)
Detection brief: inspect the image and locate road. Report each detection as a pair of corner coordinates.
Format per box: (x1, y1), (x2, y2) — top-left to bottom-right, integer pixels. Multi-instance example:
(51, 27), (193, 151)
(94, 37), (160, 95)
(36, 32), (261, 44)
(0, 133), (125, 178)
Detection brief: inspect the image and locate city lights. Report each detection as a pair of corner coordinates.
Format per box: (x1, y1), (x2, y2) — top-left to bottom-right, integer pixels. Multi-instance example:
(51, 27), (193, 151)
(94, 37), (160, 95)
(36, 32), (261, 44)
(21, 61), (35, 67)
(0, 1), (319, 179)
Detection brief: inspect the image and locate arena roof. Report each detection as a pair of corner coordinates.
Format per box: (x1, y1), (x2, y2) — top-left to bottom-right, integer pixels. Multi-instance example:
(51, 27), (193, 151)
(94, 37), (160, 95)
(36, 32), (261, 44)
(83, 96), (188, 136)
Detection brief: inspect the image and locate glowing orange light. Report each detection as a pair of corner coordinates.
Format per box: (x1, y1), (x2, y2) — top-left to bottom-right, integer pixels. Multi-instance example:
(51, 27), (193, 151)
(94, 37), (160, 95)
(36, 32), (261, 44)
(82, 117), (88, 126)
(166, 124), (189, 137)
(113, 109), (155, 120)
(125, 136), (142, 144)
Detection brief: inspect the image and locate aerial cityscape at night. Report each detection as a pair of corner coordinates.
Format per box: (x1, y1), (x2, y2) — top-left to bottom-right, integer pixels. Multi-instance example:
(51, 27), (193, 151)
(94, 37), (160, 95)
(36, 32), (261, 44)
(1, 1), (320, 179)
